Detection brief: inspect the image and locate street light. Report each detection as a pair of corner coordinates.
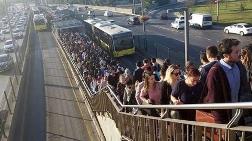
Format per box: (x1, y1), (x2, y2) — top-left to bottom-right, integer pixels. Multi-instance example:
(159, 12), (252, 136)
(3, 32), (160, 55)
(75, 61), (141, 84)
(132, 0), (135, 14)
(169, 7), (190, 67)
(140, 0), (148, 51)
(216, 0), (220, 22)
(184, 0), (194, 67)
(184, 8), (189, 67)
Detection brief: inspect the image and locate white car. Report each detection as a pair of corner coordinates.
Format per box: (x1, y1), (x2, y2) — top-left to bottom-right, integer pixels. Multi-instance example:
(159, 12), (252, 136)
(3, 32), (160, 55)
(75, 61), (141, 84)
(0, 53), (13, 72)
(4, 40), (15, 52)
(88, 10), (95, 17)
(175, 16), (184, 21)
(171, 20), (185, 29)
(104, 10), (113, 17)
(224, 23), (252, 36)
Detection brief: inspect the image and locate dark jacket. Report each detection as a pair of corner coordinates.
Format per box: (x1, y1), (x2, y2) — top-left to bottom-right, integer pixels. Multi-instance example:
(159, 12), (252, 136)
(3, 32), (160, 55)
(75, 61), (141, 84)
(199, 61), (218, 84)
(202, 61), (250, 123)
(133, 68), (144, 83)
(160, 81), (172, 104)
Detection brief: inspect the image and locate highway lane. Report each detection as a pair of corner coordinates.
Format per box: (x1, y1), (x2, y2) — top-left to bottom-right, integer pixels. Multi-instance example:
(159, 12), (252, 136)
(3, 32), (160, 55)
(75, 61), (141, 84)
(92, 10), (252, 66)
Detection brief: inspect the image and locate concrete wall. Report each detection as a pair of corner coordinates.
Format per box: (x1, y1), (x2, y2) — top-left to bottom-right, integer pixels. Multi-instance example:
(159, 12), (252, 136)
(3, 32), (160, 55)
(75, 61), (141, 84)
(74, 4), (134, 15)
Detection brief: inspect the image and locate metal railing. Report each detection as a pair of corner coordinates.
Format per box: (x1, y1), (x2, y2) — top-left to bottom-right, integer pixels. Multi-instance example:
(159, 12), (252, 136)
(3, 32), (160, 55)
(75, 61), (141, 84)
(53, 31), (252, 141)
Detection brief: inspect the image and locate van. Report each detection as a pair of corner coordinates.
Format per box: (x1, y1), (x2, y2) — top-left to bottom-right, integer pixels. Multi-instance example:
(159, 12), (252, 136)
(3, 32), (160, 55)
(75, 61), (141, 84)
(189, 13), (212, 29)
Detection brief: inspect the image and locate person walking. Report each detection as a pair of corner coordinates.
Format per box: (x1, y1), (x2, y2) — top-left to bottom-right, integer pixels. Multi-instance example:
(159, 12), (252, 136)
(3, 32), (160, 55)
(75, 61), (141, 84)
(241, 44), (252, 91)
(199, 45), (219, 84)
(171, 67), (202, 121)
(160, 64), (180, 118)
(201, 38), (250, 124)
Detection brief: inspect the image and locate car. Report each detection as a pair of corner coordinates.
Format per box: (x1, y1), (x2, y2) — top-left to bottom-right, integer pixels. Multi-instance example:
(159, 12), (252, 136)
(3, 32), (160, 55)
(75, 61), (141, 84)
(104, 10), (113, 17)
(160, 12), (168, 20)
(224, 23), (252, 36)
(88, 10), (95, 17)
(175, 16), (184, 21)
(0, 53), (14, 72)
(127, 16), (141, 25)
(4, 40), (15, 52)
(171, 20), (185, 29)
(2, 28), (10, 34)
(13, 29), (23, 39)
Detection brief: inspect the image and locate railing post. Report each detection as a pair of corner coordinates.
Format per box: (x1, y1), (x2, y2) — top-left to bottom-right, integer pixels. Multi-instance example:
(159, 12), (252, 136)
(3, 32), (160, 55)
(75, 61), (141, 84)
(4, 91), (12, 114)
(14, 74), (18, 84)
(9, 77), (17, 101)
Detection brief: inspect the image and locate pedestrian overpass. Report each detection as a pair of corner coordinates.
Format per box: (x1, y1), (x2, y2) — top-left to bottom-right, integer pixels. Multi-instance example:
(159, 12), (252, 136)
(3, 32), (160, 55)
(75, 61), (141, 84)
(52, 31), (252, 141)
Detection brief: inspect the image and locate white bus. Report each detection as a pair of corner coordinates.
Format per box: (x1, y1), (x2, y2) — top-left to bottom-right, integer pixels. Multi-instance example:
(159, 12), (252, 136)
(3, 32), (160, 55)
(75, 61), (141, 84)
(84, 18), (135, 57)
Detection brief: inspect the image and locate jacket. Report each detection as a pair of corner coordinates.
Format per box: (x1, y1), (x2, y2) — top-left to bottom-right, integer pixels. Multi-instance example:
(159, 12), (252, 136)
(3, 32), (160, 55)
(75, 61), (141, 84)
(201, 61), (250, 123)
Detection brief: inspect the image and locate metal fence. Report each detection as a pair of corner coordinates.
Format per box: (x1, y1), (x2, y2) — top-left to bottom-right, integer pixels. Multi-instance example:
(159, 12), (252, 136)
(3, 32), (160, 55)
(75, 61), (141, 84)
(0, 12), (32, 139)
(54, 31), (252, 141)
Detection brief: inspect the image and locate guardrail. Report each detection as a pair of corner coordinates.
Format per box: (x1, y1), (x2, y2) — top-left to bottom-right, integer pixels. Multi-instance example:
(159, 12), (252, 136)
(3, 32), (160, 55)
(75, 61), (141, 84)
(0, 12), (32, 140)
(53, 31), (252, 141)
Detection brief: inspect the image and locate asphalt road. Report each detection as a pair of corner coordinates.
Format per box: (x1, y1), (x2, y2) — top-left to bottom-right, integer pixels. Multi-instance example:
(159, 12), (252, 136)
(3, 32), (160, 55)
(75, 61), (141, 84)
(9, 27), (46, 141)
(91, 9), (252, 67)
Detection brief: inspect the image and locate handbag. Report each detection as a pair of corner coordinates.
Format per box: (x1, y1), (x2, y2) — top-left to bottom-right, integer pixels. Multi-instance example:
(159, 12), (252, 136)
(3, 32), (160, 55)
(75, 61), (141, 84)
(196, 110), (215, 123)
(196, 67), (229, 123)
(196, 67), (229, 141)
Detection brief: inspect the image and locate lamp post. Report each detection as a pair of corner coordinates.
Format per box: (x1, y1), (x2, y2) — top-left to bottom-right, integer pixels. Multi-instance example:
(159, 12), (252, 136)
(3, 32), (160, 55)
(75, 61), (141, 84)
(141, 0), (147, 51)
(183, 0), (195, 67)
(184, 8), (189, 66)
(216, 0), (219, 22)
(132, 0), (135, 14)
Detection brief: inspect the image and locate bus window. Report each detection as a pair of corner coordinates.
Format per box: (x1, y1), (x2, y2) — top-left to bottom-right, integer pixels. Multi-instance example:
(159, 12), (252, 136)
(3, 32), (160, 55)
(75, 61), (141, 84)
(114, 37), (133, 51)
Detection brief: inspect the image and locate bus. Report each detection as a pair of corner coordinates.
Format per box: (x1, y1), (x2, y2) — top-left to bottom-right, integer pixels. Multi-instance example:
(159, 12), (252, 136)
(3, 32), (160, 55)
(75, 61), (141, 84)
(33, 14), (47, 31)
(83, 18), (103, 39)
(84, 18), (135, 57)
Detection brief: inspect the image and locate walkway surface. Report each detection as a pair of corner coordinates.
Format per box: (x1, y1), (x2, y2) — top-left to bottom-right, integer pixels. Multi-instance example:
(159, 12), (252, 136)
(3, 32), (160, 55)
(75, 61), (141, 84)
(40, 32), (91, 141)
(9, 29), (98, 141)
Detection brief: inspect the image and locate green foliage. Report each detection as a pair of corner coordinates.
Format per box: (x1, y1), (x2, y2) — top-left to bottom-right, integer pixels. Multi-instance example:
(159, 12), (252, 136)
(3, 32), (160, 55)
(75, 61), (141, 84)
(142, 0), (152, 9)
(190, 0), (252, 24)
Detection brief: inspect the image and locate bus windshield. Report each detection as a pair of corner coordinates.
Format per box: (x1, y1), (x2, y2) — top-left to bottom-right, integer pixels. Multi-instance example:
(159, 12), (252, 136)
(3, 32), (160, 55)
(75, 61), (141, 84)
(34, 18), (46, 25)
(114, 35), (133, 51)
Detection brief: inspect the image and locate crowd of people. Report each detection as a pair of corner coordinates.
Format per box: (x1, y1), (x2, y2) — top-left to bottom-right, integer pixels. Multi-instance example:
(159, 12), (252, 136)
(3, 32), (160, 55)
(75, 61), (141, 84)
(59, 30), (252, 125)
